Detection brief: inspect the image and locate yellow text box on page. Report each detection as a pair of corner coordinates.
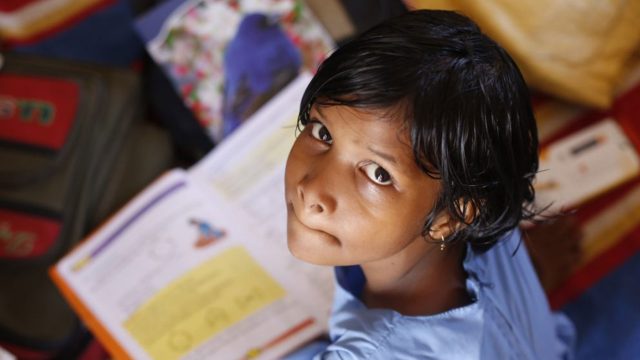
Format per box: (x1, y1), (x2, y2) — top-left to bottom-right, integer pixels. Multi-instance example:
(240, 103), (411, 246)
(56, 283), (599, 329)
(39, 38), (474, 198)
(124, 246), (285, 360)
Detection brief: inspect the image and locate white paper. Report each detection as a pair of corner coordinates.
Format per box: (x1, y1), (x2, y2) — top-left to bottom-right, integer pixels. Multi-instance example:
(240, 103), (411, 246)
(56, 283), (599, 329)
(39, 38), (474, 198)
(535, 118), (640, 212)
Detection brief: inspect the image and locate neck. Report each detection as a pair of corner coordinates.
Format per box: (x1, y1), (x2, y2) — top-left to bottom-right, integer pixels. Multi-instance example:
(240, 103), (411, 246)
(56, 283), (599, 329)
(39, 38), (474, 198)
(360, 238), (470, 316)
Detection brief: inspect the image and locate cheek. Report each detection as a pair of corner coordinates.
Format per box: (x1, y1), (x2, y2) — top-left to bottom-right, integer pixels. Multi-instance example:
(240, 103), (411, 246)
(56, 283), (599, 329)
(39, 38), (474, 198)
(336, 198), (419, 256)
(340, 193), (429, 252)
(355, 174), (389, 203)
(337, 217), (422, 263)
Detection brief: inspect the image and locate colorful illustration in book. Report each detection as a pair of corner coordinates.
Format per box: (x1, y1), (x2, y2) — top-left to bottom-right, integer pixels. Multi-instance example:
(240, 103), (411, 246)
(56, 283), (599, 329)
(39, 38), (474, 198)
(147, 0), (333, 142)
(223, 13), (301, 135)
(189, 218), (226, 247)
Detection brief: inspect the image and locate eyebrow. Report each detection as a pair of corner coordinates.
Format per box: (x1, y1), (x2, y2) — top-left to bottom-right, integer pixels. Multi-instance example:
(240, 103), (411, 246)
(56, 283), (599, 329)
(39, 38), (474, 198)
(313, 104), (326, 120)
(368, 146), (398, 165)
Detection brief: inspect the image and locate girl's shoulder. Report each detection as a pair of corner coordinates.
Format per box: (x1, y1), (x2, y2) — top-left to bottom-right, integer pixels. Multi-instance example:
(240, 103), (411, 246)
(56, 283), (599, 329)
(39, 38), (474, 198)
(323, 230), (575, 359)
(328, 264), (485, 359)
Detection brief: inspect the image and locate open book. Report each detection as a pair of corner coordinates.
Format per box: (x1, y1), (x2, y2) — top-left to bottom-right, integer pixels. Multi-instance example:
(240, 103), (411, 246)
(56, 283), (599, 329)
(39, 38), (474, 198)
(50, 74), (334, 360)
(535, 117), (640, 212)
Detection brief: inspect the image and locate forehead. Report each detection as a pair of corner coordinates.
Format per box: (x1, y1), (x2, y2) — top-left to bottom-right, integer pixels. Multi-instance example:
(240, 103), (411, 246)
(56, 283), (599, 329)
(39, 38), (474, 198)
(314, 103), (408, 138)
(311, 104), (418, 165)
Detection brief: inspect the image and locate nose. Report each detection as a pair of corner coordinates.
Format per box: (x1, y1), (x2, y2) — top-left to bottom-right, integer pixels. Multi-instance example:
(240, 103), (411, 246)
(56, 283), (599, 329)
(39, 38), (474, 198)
(296, 162), (338, 216)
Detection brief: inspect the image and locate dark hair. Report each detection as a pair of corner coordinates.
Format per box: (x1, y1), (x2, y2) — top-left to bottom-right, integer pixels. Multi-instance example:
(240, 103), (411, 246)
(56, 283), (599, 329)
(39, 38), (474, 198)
(298, 10), (539, 251)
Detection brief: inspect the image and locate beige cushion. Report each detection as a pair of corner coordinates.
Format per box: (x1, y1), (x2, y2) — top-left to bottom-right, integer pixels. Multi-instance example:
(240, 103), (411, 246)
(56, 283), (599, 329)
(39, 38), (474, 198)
(406, 0), (640, 108)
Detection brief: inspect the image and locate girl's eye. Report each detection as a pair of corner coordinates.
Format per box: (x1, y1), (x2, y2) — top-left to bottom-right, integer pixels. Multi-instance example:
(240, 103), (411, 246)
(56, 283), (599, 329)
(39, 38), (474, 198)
(362, 163), (393, 186)
(309, 122), (333, 144)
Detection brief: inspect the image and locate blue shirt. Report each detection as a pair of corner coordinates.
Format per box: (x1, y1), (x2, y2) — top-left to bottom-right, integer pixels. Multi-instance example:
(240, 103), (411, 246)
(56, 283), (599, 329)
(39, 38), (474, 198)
(289, 229), (575, 359)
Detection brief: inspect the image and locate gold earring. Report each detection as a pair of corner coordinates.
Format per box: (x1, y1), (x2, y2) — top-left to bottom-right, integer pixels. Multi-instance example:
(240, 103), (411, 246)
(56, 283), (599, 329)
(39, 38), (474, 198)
(440, 235), (446, 251)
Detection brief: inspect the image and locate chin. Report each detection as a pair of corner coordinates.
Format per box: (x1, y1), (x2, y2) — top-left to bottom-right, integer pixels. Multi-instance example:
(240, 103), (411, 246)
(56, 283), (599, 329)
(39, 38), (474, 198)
(287, 229), (323, 264)
(286, 226), (338, 266)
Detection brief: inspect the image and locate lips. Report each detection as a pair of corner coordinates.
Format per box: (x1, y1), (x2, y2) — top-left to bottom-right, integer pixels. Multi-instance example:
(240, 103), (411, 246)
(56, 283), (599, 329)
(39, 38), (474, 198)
(286, 202), (340, 246)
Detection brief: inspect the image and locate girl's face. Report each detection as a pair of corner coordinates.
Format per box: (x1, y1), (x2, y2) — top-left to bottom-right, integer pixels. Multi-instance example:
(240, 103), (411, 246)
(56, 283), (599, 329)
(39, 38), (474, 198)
(284, 104), (441, 266)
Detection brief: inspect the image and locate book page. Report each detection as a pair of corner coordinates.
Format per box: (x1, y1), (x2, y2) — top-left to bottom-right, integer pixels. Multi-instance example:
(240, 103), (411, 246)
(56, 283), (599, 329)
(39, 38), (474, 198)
(535, 118), (640, 211)
(55, 169), (326, 360)
(189, 73), (334, 325)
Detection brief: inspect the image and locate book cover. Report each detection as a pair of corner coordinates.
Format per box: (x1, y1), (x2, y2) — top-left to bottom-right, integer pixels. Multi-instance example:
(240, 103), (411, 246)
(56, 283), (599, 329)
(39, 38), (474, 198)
(135, 0), (334, 143)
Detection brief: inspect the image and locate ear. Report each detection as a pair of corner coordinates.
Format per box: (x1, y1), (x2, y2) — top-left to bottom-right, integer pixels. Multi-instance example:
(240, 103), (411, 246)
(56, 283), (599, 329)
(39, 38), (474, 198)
(428, 211), (457, 240)
(428, 200), (477, 240)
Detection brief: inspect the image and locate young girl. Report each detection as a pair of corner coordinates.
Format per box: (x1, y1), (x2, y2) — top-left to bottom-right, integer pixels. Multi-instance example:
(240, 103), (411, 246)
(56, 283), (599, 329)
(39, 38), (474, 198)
(283, 10), (575, 359)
